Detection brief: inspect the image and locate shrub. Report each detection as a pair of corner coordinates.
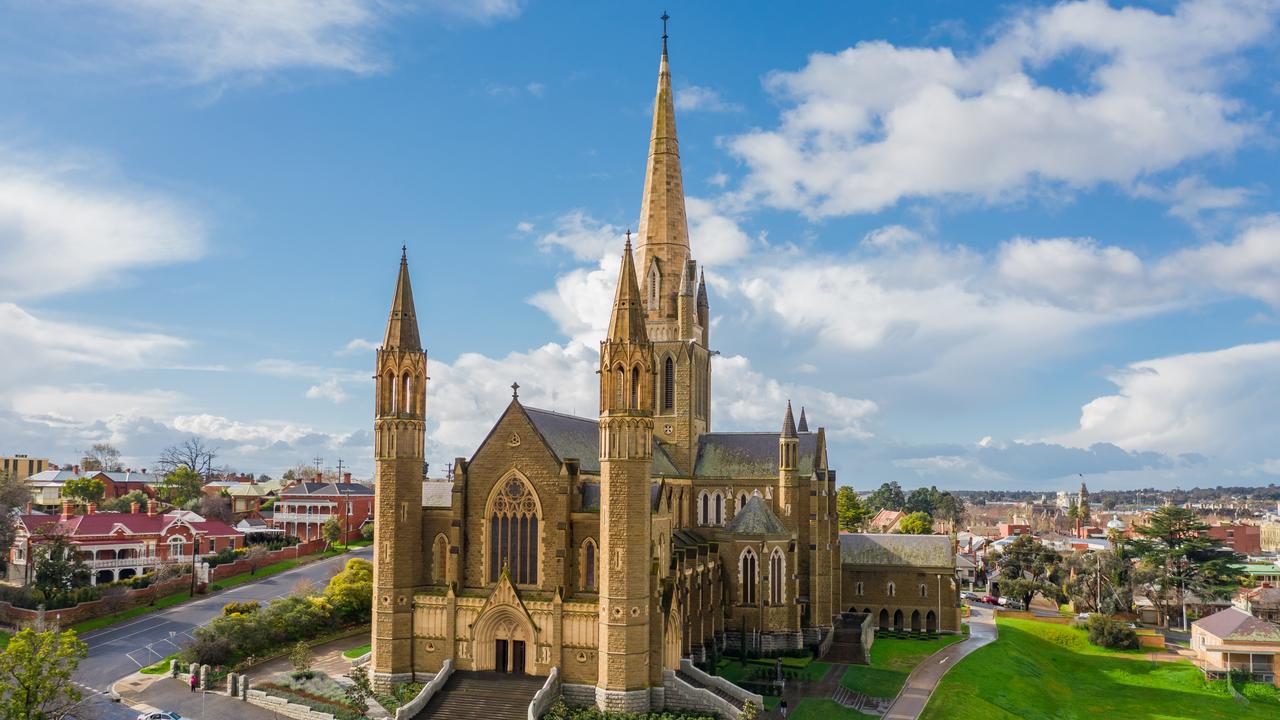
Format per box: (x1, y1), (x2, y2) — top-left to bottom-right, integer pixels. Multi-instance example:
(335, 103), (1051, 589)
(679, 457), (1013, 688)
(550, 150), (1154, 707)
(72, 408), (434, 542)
(1087, 614), (1138, 650)
(361, 523), (374, 541)
(183, 633), (234, 666)
(222, 600), (260, 616)
(289, 641), (313, 673)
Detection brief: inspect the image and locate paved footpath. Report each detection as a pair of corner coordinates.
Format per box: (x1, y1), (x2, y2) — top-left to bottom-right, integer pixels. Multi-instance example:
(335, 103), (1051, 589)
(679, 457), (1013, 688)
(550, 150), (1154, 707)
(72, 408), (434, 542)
(882, 606), (998, 720)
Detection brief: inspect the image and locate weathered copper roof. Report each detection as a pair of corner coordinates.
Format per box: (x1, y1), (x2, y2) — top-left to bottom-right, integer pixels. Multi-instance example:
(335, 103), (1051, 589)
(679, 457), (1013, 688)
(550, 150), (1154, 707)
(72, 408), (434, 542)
(840, 533), (954, 568)
(724, 496), (788, 536)
(693, 432), (820, 478)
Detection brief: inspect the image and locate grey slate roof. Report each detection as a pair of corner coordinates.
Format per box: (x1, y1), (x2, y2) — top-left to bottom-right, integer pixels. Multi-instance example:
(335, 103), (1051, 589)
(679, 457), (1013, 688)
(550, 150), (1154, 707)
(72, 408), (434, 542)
(724, 496), (788, 536)
(1194, 607), (1280, 642)
(839, 533), (954, 568)
(694, 433), (820, 478)
(523, 407), (679, 476)
(280, 482), (374, 497)
(422, 481), (453, 508)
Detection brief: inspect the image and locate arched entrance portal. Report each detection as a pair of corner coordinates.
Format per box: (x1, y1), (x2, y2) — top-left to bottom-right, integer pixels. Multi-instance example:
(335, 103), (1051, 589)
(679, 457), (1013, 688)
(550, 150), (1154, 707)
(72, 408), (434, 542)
(473, 606), (534, 675)
(878, 609), (889, 630)
(926, 610), (937, 633)
(910, 610), (921, 632)
(893, 609), (904, 631)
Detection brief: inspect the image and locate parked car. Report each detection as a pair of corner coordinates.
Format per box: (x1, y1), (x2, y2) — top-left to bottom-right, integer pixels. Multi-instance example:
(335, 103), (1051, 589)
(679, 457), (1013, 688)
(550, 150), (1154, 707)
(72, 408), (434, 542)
(1001, 598), (1025, 610)
(961, 591), (981, 601)
(979, 595), (999, 605)
(1075, 612), (1093, 622)
(137, 712), (183, 720)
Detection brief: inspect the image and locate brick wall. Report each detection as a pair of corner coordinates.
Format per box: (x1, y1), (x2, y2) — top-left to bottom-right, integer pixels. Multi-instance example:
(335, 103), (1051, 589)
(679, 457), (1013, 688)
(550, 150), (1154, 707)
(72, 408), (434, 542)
(0, 575), (190, 629)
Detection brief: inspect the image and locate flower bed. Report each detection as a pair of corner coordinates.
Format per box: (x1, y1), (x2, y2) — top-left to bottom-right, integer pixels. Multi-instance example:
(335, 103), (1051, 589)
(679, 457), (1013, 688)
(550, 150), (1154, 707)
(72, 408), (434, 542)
(260, 672), (363, 720)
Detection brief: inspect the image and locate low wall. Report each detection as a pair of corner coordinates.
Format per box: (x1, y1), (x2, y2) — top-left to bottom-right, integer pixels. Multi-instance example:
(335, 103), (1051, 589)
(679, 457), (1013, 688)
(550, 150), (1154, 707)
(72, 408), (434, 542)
(208, 539), (326, 582)
(664, 669), (739, 720)
(395, 659), (452, 720)
(0, 575), (191, 630)
(1137, 631), (1166, 649)
(528, 666), (561, 720)
(246, 688), (337, 720)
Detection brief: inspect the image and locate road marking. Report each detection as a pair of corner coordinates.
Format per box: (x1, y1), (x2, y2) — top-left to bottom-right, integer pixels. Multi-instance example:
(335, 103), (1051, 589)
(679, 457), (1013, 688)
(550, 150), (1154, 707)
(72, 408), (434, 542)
(939, 656), (951, 664)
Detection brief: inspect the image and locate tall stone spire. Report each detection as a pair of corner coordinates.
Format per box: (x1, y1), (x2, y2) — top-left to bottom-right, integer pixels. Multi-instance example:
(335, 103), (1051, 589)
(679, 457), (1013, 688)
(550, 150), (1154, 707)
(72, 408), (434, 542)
(797, 406), (809, 433)
(382, 248), (422, 351)
(607, 235), (650, 345)
(782, 400), (798, 439)
(635, 16), (690, 324)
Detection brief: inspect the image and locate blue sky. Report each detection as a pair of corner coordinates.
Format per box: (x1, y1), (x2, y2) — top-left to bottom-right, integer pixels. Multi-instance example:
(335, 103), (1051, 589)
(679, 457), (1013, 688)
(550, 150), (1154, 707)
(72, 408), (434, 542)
(1, 0), (1278, 491)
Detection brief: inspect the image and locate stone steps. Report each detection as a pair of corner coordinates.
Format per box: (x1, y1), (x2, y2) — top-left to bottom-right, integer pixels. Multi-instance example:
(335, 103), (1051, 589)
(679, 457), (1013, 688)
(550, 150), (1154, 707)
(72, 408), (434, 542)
(415, 671), (544, 720)
(675, 670), (745, 710)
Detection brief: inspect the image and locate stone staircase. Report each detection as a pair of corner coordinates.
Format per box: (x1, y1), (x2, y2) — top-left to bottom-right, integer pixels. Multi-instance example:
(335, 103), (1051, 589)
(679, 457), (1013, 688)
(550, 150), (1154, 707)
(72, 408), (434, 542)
(415, 671), (545, 720)
(831, 684), (891, 716)
(675, 669), (746, 711)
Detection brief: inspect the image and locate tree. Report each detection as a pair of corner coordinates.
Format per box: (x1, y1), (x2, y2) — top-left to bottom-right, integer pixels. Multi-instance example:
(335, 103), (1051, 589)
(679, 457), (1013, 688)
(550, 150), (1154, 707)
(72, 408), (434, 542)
(156, 437), (218, 480)
(905, 486), (939, 515)
(0, 628), (88, 720)
(100, 489), (149, 513)
(0, 469), (32, 557)
(61, 475), (106, 505)
(934, 492), (966, 531)
(1129, 506), (1244, 629)
(896, 512), (934, 535)
(32, 525), (91, 598)
(866, 482), (906, 512)
(198, 494), (232, 523)
(162, 466), (205, 505)
(836, 487), (872, 532)
(80, 443), (122, 472)
(1063, 550), (1132, 615)
(324, 558), (373, 622)
(322, 517), (343, 549)
(288, 641), (313, 673)
(344, 667), (373, 713)
(243, 545), (271, 575)
(995, 534), (1063, 609)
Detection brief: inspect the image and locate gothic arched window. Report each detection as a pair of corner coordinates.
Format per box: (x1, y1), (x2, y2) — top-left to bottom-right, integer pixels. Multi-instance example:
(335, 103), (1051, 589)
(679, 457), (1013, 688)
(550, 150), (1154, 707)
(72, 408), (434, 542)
(582, 538), (598, 591)
(920, 583), (928, 599)
(700, 492), (710, 525)
(614, 366), (625, 408)
(769, 548), (785, 605)
(663, 357), (674, 412)
(631, 366), (640, 409)
(488, 475), (540, 585)
(741, 548), (758, 605)
(432, 534), (448, 584)
(714, 494), (723, 526)
(887, 581), (896, 597)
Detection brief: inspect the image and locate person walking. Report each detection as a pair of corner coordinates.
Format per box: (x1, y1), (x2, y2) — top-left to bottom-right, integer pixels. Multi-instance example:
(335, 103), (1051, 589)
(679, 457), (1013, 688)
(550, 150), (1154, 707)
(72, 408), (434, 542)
(190, 672), (198, 693)
(779, 699), (788, 718)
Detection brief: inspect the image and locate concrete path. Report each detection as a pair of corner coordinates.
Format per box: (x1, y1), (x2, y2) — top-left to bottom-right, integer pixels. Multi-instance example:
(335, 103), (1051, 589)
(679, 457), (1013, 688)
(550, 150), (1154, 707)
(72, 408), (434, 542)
(239, 633), (367, 683)
(115, 674), (281, 720)
(882, 607), (998, 720)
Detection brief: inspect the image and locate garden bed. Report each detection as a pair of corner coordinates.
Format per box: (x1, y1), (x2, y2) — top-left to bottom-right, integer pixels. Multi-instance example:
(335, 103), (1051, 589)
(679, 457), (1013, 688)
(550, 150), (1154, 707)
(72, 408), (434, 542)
(259, 672), (363, 720)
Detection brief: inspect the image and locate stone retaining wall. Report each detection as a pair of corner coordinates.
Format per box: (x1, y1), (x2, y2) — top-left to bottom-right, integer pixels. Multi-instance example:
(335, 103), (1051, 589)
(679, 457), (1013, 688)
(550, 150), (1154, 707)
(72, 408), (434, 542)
(246, 688), (337, 720)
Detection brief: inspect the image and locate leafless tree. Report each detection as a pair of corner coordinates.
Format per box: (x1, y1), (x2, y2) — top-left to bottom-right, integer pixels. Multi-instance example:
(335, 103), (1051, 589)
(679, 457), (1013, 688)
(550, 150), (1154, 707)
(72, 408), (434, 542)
(156, 437), (219, 480)
(0, 470), (33, 556)
(80, 443), (123, 472)
(243, 545), (271, 575)
(197, 495), (232, 524)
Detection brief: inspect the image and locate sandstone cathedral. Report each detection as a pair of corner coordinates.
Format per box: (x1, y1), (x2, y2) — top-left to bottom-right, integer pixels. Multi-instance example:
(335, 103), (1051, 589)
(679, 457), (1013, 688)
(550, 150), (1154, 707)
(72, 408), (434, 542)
(369, 27), (958, 715)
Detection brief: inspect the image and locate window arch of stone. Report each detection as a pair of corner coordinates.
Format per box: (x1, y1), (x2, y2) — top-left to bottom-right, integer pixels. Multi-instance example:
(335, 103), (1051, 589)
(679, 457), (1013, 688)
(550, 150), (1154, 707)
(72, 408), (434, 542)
(486, 473), (542, 586)
(714, 493), (723, 526)
(662, 356), (675, 412)
(738, 493), (748, 512)
(431, 533), (448, 584)
(856, 581), (865, 596)
(740, 547), (758, 605)
(580, 538), (598, 591)
(384, 370), (397, 415)
(648, 264), (660, 311)
(887, 581), (896, 597)
(699, 491), (710, 526)
(919, 583), (928, 599)
(769, 547), (785, 605)
(614, 364), (625, 409)
(402, 372), (412, 415)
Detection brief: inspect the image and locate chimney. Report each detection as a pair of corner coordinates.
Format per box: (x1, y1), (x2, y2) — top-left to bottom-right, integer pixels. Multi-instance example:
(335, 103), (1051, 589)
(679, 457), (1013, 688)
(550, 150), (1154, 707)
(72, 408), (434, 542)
(343, 472), (351, 484)
(87, 502), (96, 515)
(61, 500), (73, 521)
(141, 468), (147, 474)
(147, 499), (158, 517)
(24, 500), (32, 514)
(315, 472), (323, 483)
(130, 501), (140, 515)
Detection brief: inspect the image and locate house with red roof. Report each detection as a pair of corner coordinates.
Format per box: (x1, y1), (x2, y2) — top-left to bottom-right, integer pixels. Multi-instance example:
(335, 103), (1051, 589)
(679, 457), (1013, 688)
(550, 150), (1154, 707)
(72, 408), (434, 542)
(8, 498), (243, 586)
(868, 509), (906, 533)
(269, 474), (374, 543)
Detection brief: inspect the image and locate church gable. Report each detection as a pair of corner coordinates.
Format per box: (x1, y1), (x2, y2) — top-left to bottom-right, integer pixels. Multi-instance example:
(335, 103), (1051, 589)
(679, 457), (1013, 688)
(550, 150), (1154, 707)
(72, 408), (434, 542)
(469, 400), (563, 474)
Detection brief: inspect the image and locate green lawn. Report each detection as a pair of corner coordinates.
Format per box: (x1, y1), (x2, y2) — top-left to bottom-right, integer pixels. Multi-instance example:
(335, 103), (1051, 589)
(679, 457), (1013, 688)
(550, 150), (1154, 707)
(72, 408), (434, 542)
(841, 633), (966, 699)
(0, 631), (10, 649)
(72, 558), (301, 634)
(920, 618), (1280, 720)
(342, 643), (371, 659)
(140, 652), (180, 674)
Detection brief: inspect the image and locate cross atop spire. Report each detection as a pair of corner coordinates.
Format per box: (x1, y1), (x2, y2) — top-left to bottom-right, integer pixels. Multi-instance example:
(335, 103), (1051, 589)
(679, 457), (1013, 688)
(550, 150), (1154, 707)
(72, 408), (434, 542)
(401, 243), (407, 261)
(511, 382), (520, 399)
(661, 11), (670, 56)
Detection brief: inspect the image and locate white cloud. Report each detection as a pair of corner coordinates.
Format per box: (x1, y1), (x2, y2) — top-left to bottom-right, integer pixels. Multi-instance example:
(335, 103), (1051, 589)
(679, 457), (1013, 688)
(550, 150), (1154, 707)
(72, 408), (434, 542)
(516, 221), (535, 233)
(1055, 340), (1280, 459)
(525, 82), (545, 97)
(713, 354), (877, 439)
(0, 158), (204, 300)
(1134, 175), (1255, 226)
(687, 197), (752, 266)
(12, 385), (183, 428)
(728, 0), (1274, 217)
(862, 225), (923, 250)
(305, 379), (349, 403)
(707, 173), (729, 188)
(1158, 215), (1280, 308)
(674, 85), (742, 112)
(528, 256), (617, 349)
(337, 337), (380, 355)
(534, 210), (626, 262)
(0, 303), (190, 372)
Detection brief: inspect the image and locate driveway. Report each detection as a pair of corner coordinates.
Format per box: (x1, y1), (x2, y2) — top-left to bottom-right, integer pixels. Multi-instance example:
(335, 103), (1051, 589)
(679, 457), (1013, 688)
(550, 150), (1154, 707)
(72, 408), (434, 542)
(75, 545), (372, 692)
(882, 606), (998, 720)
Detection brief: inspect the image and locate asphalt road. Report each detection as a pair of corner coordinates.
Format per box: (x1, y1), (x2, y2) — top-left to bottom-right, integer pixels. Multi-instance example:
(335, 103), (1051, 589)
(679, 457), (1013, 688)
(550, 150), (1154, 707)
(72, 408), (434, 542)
(75, 545), (373, 692)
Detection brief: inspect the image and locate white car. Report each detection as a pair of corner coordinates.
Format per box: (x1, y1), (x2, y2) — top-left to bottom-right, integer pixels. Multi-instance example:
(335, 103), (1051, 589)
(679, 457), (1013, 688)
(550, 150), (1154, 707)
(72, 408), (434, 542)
(137, 712), (183, 720)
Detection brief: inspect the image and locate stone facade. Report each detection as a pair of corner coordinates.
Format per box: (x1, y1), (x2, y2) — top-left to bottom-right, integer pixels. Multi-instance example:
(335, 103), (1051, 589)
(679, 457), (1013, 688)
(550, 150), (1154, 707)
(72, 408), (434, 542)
(369, 29), (959, 714)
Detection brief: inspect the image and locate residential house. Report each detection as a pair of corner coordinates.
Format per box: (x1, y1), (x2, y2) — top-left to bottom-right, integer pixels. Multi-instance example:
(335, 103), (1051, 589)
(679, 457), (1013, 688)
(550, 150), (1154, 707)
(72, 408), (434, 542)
(24, 468), (165, 513)
(1208, 523), (1262, 556)
(1191, 607), (1280, 686)
(997, 522), (1031, 538)
(1235, 586), (1280, 624)
(9, 499), (243, 586)
(270, 474), (373, 542)
(868, 509), (906, 533)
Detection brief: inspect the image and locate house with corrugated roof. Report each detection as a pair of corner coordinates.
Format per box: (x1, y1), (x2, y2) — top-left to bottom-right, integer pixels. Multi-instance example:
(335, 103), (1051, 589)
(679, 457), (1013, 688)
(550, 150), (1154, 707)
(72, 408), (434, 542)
(1191, 606), (1280, 685)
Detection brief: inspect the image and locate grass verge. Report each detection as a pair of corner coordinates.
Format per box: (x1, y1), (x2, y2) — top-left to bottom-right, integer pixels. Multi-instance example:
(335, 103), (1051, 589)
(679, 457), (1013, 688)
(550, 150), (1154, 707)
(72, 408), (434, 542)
(920, 617), (1280, 720)
(791, 698), (875, 719)
(141, 652), (180, 674)
(841, 633), (966, 699)
(342, 643), (371, 660)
